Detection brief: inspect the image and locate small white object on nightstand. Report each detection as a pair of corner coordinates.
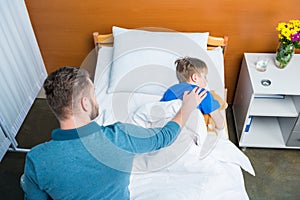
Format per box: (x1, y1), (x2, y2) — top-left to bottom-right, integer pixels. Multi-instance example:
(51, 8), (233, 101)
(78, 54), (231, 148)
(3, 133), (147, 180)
(255, 57), (269, 72)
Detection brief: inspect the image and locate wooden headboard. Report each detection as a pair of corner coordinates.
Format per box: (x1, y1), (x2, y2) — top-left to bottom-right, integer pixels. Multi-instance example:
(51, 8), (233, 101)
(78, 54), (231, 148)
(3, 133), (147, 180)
(93, 32), (228, 58)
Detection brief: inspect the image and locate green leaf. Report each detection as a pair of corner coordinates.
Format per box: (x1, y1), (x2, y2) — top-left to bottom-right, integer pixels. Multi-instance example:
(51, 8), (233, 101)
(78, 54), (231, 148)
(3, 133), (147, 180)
(294, 41), (300, 49)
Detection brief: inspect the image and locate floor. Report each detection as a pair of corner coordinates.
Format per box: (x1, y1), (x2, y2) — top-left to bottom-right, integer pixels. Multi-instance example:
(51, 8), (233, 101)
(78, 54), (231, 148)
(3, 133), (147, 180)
(1, 100), (300, 200)
(226, 107), (300, 200)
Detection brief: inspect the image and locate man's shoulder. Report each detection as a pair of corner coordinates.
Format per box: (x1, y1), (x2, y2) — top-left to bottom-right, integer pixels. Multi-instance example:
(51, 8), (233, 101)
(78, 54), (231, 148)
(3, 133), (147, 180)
(27, 140), (53, 158)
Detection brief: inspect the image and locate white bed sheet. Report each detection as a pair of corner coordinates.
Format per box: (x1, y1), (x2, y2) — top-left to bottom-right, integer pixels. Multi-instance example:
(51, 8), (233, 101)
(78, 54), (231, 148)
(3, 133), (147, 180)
(93, 46), (254, 200)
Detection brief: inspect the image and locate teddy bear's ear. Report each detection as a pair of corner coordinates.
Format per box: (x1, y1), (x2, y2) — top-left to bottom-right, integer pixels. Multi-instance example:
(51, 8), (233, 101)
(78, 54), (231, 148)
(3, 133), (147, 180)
(220, 101), (228, 110)
(216, 94), (228, 110)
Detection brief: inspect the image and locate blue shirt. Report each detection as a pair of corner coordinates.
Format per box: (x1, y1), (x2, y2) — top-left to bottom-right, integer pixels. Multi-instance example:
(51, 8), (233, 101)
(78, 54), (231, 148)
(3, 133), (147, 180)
(161, 82), (220, 114)
(22, 121), (180, 200)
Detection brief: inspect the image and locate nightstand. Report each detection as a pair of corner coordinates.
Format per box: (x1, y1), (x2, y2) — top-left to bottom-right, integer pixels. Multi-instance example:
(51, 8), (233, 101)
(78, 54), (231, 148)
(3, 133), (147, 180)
(232, 53), (300, 149)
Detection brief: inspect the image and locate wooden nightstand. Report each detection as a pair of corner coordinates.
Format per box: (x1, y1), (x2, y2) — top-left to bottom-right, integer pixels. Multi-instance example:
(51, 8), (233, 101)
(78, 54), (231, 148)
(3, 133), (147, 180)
(232, 53), (300, 149)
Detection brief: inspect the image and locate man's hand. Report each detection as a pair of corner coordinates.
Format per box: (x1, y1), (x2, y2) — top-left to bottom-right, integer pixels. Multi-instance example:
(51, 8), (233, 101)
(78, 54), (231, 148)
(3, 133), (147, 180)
(172, 87), (207, 127)
(182, 87), (207, 115)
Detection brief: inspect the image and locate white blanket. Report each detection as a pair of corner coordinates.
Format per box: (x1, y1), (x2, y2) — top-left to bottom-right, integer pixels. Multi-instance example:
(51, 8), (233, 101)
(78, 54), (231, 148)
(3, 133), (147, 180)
(129, 100), (255, 200)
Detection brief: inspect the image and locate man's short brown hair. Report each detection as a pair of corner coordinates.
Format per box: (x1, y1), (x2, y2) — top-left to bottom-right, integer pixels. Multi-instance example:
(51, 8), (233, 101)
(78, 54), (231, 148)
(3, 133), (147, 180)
(43, 66), (91, 120)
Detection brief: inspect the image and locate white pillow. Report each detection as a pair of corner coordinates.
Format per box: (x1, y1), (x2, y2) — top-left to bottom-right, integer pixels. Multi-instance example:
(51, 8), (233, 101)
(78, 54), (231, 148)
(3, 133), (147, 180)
(207, 47), (225, 84)
(107, 26), (210, 95)
(113, 26), (209, 49)
(94, 46), (225, 96)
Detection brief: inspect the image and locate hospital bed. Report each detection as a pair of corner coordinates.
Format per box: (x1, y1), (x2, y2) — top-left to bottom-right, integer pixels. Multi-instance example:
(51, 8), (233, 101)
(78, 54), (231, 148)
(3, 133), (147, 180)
(92, 26), (255, 200)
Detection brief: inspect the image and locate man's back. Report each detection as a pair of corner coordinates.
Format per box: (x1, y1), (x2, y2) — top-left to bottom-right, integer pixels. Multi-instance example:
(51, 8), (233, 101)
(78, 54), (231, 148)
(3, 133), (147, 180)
(23, 122), (133, 200)
(22, 121), (181, 200)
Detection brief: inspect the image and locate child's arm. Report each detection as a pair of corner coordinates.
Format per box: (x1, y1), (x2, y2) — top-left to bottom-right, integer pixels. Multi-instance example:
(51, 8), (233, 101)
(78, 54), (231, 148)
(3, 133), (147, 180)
(209, 110), (225, 130)
(208, 90), (227, 130)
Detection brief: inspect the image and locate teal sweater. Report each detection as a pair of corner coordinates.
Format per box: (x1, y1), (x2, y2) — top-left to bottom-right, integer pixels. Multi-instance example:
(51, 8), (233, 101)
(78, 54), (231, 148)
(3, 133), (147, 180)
(22, 121), (180, 200)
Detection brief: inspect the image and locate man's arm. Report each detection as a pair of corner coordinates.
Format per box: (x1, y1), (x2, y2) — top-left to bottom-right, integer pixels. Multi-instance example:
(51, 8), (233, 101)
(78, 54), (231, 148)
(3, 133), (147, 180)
(102, 87), (207, 154)
(171, 87), (207, 127)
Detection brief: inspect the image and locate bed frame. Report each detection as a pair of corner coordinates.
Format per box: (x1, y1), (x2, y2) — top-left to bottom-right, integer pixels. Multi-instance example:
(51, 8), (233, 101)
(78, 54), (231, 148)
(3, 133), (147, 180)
(93, 32), (228, 58)
(92, 30), (229, 137)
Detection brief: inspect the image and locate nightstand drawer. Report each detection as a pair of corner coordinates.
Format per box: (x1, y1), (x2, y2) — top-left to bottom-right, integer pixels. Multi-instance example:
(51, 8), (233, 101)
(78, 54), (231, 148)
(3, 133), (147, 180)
(287, 131), (300, 147)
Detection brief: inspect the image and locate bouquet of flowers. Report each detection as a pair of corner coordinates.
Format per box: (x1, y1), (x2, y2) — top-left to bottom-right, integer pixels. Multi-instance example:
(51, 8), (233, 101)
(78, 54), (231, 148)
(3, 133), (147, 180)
(275, 19), (300, 68)
(276, 19), (300, 49)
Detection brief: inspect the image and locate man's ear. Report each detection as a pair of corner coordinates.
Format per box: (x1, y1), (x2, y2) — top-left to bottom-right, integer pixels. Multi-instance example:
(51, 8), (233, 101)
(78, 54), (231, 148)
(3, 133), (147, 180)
(81, 96), (91, 112)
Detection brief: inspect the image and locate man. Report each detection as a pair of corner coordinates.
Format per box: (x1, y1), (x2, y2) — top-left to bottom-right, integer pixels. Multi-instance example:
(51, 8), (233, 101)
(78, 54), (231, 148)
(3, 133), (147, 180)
(21, 66), (207, 200)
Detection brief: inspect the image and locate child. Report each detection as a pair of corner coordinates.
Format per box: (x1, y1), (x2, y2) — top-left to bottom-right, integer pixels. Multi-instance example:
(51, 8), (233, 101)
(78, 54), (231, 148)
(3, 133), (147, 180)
(160, 57), (226, 135)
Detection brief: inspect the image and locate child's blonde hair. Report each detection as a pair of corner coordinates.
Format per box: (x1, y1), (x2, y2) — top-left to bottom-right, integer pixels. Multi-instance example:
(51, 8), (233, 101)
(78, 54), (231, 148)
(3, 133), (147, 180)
(175, 57), (207, 82)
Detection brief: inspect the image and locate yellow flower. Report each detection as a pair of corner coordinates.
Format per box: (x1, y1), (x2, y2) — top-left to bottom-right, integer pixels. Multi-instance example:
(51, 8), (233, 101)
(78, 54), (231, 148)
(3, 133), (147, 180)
(289, 19), (300, 27)
(276, 19), (300, 42)
(276, 22), (286, 31)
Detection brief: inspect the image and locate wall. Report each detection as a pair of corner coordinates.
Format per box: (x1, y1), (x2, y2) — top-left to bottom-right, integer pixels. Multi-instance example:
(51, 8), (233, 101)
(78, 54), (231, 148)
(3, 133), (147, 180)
(25, 0), (300, 103)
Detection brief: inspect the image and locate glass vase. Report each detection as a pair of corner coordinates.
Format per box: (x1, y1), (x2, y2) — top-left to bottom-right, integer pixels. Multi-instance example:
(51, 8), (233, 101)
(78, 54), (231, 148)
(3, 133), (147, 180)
(275, 42), (295, 69)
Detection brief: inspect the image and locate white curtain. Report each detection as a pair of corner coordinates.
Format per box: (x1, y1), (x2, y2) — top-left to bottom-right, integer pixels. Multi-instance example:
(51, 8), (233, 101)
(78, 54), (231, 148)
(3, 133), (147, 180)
(0, 0), (47, 158)
(0, 126), (10, 161)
